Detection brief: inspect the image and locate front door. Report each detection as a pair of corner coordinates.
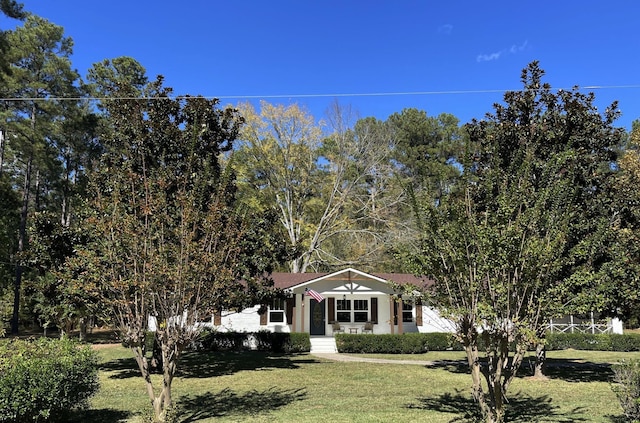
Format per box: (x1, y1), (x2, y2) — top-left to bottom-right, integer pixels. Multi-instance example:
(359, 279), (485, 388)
(309, 299), (326, 335)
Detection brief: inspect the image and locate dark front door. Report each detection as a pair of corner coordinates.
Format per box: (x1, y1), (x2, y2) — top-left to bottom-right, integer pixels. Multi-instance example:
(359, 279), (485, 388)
(309, 299), (326, 335)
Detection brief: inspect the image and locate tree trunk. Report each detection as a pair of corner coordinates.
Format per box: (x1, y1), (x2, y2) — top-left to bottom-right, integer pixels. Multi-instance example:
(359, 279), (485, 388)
(78, 317), (87, 342)
(534, 341), (548, 379)
(11, 153), (32, 335)
(465, 343), (494, 422)
(0, 129), (5, 173)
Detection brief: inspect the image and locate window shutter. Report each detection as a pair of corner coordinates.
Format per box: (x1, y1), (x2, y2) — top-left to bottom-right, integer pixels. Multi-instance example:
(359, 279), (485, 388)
(328, 297), (335, 323)
(214, 312), (221, 326)
(393, 301), (398, 325)
(415, 299), (423, 326)
(259, 307), (267, 325)
(286, 297), (294, 324)
(371, 297), (378, 324)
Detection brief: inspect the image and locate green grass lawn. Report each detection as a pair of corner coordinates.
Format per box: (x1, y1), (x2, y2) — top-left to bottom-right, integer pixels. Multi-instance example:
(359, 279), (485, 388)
(73, 345), (631, 423)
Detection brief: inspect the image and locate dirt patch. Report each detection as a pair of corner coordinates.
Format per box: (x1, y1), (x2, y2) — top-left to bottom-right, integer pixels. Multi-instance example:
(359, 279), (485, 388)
(91, 343), (123, 350)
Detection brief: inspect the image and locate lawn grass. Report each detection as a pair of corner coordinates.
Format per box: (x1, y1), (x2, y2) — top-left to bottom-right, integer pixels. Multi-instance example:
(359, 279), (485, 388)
(73, 345), (630, 423)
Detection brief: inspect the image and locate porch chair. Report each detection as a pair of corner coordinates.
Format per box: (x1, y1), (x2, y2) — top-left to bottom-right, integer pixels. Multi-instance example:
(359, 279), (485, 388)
(331, 321), (344, 334)
(362, 321), (374, 334)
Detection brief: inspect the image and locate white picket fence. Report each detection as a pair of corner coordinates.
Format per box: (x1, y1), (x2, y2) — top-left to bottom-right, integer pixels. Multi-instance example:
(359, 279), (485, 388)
(548, 313), (623, 334)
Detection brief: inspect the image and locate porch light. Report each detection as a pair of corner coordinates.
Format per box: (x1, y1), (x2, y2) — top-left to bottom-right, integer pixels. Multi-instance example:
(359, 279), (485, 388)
(343, 294), (346, 301)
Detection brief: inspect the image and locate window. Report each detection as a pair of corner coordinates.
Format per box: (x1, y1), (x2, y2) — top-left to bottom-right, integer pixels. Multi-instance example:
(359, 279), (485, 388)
(336, 299), (351, 322)
(354, 300), (369, 322)
(402, 301), (413, 323)
(335, 299), (369, 323)
(269, 298), (285, 323)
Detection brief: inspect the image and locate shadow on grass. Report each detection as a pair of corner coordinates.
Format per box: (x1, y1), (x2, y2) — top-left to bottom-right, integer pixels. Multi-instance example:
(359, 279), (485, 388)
(408, 389), (588, 422)
(99, 356), (141, 379)
(427, 357), (614, 383)
(176, 387), (307, 422)
(177, 351), (320, 378)
(519, 358), (614, 383)
(66, 408), (131, 423)
(100, 351), (321, 379)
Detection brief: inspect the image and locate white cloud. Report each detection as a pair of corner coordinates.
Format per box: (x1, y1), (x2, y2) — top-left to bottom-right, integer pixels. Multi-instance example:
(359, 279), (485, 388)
(477, 52), (502, 62)
(509, 40), (529, 54)
(438, 24), (453, 35)
(477, 40), (528, 63)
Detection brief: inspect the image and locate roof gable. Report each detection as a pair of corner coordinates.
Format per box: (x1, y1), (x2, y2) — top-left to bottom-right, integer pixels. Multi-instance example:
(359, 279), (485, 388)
(271, 267), (432, 290)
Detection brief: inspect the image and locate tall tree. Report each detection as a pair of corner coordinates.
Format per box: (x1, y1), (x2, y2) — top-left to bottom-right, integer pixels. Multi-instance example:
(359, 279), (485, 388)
(62, 72), (287, 421)
(600, 120), (640, 326)
(388, 108), (463, 204)
(235, 100), (399, 272)
(320, 108), (404, 271)
(402, 62), (624, 423)
(0, 0), (26, 79)
(0, 15), (80, 334)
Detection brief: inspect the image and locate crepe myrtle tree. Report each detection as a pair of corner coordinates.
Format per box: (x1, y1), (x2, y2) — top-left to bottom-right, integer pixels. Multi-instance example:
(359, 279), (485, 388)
(62, 75), (290, 421)
(401, 62), (623, 423)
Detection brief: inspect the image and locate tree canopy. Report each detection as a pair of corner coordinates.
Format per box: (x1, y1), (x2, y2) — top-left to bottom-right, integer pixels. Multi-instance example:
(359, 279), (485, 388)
(402, 61), (625, 423)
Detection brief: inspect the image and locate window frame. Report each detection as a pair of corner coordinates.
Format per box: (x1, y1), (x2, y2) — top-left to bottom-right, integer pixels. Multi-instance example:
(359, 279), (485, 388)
(335, 298), (370, 323)
(402, 300), (413, 323)
(269, 298), (286, 323)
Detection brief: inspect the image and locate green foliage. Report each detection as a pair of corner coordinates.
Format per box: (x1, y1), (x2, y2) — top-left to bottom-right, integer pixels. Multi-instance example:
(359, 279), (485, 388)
(0, 338), (99, 422)
(194, 330), (310, 353)
(402, 61), (626, 423)
(335, 333), (429, 354)
(546, 332), (640, 352)
(612, 360), (640, 422)
(388, 108), (463, 203)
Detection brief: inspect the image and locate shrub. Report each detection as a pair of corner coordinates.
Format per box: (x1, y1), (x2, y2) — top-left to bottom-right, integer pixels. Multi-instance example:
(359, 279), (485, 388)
(193, 330), (310, 353)
(336, 333), (429, 354)
(612, 360), (640, 422)
(424, 332), (464, 351)
(285, 332), (311, 353)
(545, 332), (640, 352)
(0, 337), (99, 422)
(196, 330), (246, 351)
(611, 334), (640, 352)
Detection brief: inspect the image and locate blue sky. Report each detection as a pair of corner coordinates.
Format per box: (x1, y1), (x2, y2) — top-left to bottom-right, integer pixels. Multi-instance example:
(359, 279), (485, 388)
(4, 0), (640, 130)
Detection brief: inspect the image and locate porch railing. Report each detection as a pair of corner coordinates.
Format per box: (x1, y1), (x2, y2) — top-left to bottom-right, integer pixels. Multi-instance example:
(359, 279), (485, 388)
(548, 313), (613, 334)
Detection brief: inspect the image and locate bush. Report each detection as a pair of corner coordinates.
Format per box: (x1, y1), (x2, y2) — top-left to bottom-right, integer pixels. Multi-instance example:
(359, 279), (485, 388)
(545, 332), (640, 352)
(612, 360), (640, 422)
(424, 332), (464, 351)
(285, 332), (311, 353)
(336, 333), (429, 354)
(0, 337), (99, 422)
(196, 330), (246, 351)
(193, 330), (310, 353)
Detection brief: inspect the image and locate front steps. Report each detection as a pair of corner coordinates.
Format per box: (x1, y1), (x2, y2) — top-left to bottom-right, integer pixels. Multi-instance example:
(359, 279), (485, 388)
(310, 336), (337, 353)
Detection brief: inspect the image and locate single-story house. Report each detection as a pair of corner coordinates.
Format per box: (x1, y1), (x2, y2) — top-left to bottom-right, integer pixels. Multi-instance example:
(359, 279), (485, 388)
(207, 268), (455, 335)
(201, 267), (623, 336)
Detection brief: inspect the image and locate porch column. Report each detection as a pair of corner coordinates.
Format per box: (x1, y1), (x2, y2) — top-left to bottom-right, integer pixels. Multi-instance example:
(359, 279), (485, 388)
(389, 299), (394, 334)
(300, 293), (305, 333)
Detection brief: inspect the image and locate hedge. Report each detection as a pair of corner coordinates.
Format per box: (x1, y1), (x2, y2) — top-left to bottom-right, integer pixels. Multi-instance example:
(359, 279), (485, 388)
(545, 332), (640, 351)
(0, 338), (99, 422)
(336, 333), (430, 354)
(332, 332), (640, 354)
(194, 330), (311, 353)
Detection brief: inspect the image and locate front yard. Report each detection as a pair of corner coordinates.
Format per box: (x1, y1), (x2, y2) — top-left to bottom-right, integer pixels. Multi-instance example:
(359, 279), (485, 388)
(75, 345), (628, 422)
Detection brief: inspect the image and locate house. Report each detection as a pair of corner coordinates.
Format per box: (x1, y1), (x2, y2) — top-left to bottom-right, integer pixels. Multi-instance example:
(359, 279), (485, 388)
(203, 267), (624, 336)
(208, 268), (455, 335)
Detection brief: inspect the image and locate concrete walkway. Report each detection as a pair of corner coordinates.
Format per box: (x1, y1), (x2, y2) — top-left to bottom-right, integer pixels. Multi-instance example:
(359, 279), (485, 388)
(311, 352), (435, 366)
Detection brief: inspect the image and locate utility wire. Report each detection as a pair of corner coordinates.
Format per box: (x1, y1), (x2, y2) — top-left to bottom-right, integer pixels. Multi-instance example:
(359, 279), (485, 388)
(1, 85), (639, 102)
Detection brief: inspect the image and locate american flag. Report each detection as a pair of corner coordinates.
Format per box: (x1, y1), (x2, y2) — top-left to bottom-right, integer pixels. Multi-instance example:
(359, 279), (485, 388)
(305, 288), (324, 302)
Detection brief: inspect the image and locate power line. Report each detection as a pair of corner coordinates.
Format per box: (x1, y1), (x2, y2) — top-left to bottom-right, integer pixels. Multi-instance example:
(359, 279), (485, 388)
(1, 85), (640, 102)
